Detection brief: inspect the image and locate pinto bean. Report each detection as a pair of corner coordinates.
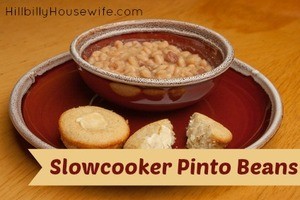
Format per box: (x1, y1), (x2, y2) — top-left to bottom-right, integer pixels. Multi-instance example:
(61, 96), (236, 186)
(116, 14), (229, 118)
(165, 51), (178, 63)
(87, 40), (212, 79)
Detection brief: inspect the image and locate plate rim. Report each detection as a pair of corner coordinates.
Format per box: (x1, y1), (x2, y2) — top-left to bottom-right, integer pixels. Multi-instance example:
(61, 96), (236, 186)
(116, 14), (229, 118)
(9, 52), (71, 149)
(232, 59), (283, 148)
(9, 52), (283, 149)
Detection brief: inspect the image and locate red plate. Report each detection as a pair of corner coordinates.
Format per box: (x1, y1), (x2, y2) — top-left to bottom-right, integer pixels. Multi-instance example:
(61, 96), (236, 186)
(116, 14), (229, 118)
(10, 53), (282, 149)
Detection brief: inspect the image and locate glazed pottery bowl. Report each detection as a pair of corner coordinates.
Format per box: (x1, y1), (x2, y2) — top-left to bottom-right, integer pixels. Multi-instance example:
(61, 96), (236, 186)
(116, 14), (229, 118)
(9, 53), (283, 149)
(70, 19), (234, 111)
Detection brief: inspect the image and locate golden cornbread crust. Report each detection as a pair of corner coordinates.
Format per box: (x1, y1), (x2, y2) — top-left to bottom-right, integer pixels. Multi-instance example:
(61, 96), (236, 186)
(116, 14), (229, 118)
(59, 106), (130, 149)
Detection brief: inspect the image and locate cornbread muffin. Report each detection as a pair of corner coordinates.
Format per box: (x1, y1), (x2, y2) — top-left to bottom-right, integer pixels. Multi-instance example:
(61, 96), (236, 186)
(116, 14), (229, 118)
(186, 113), (232, 149)
(59, 106), (130, 148)
(124, 119), (175, 149)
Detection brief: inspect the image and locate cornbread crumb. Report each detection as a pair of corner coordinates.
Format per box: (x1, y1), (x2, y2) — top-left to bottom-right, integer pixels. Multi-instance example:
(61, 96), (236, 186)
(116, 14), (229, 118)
(124, 119), (175, 149)
(186, 112), (232, 149)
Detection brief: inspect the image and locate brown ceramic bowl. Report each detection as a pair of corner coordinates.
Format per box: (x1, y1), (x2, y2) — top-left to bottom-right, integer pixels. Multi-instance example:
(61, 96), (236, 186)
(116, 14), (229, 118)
(70, 19), (234, 111)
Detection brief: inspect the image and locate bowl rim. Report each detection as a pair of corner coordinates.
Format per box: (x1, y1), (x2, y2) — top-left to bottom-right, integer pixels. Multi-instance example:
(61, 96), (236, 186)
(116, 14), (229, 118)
(70, 19), (234, 87)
